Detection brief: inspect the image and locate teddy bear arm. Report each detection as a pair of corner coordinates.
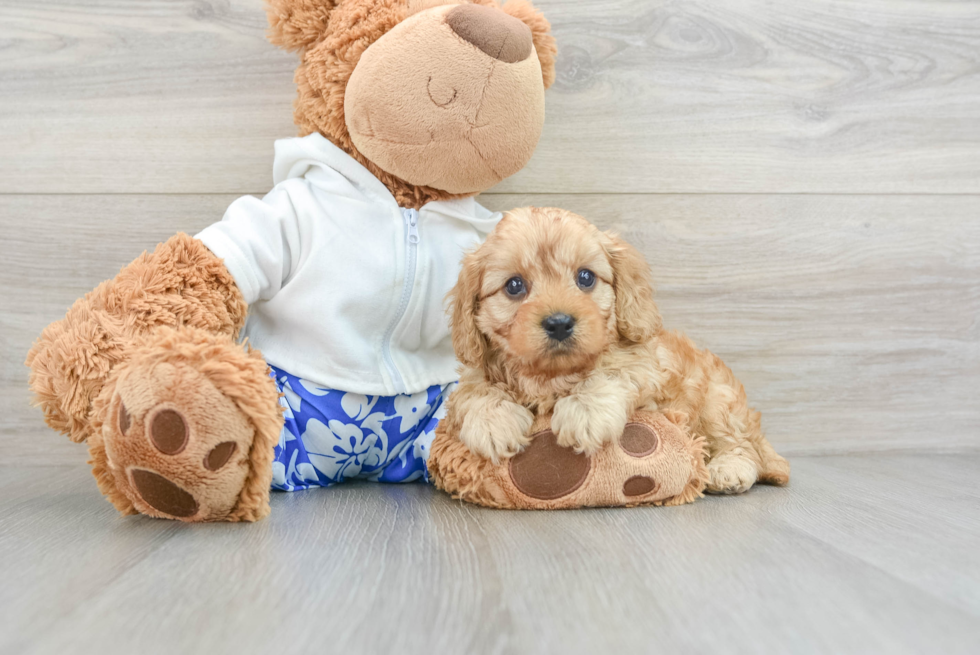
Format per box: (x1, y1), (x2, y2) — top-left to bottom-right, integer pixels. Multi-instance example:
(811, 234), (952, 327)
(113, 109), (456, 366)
(26, 233), (248, 443)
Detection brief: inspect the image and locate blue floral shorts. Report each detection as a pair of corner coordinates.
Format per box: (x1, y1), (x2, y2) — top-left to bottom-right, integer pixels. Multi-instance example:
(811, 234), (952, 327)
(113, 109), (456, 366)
(269, 365), (456, 491)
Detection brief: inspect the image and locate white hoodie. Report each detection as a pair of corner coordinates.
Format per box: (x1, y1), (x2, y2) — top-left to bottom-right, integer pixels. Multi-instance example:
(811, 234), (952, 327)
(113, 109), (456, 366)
(196, 133), (501, 396)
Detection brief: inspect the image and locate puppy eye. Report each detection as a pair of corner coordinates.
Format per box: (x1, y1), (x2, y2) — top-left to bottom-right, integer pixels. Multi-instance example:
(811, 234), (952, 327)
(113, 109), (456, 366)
(504, 276), (527, 298)
(577, 268), (596, 290)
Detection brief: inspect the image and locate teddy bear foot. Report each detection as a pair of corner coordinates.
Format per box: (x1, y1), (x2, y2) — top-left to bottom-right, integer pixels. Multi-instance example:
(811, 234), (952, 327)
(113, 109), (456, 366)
(104, 359), (254, 521)
(428, 411), (709, 510)
(90, 328), (282, 522)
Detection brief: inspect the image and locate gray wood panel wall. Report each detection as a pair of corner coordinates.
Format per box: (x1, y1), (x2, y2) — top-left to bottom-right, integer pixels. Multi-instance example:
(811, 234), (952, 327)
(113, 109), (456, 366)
(2, 0), (978, 464)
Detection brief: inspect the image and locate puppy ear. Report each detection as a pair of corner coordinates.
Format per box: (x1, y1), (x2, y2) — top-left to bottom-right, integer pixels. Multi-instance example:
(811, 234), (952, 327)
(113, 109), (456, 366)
(604, 233), (662, 343)
(500, 0), (558, 89)
(448, 249), (487, 369)
(265, 0), (337, 52)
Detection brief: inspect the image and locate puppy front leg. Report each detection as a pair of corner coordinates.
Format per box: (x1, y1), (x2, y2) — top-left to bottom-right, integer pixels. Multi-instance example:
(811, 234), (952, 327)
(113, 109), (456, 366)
(453, 374), (534, 464)
(552, 373), (635, 455)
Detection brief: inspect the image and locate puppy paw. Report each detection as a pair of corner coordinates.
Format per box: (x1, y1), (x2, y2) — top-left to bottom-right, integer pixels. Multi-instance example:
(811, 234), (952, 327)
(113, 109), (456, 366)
(552, 395), (628, 455)
(459, 399), (534, 464)
(706, 453), (759, 494)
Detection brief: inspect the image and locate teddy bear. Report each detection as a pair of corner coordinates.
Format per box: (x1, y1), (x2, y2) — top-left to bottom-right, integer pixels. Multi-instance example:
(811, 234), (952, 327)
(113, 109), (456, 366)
(26, 0), (559, 522)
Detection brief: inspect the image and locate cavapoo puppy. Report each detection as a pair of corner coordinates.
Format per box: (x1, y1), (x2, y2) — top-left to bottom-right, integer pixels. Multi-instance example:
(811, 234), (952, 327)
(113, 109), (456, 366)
(445, 207), (789, 494)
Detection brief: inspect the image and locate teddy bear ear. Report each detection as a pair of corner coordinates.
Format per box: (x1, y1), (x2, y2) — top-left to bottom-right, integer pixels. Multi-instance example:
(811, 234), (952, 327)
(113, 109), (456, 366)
(264, 0), (338, 52)
(499, 0), (558, 89)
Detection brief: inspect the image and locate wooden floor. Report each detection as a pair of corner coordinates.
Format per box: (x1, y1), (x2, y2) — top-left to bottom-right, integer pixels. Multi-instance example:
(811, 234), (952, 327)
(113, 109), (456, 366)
(0, 454), (978, 655)
(2, 0), (979, 653)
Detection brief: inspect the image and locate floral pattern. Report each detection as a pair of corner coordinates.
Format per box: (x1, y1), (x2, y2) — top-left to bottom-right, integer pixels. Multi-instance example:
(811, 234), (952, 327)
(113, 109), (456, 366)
(270, 365), (456, 491)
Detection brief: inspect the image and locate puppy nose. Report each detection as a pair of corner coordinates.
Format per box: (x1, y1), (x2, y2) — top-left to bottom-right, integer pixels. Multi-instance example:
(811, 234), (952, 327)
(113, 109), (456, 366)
(446, 4), (533, 63)
(542, 313), (576, 342)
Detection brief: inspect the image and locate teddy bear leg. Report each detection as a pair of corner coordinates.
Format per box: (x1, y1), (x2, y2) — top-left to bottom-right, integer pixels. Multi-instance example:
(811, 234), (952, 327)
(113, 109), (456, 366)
(94, 326), (283, 522)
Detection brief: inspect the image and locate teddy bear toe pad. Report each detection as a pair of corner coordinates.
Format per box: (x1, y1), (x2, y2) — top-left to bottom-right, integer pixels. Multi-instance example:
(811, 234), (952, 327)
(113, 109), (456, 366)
(623, 475), (658, 497)
(147, 408), (189, 455)
(204, 441), (238, 471)
(620, 422), (659, 457)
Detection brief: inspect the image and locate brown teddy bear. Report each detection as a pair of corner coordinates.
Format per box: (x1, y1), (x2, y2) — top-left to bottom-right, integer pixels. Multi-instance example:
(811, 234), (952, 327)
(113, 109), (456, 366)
(27, 0), (558, 522)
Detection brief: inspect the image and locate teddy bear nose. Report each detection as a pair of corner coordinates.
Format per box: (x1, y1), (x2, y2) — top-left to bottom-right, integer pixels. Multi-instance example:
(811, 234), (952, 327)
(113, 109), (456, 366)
(446, 4), (533, 63)
(542, 313), (576, 342)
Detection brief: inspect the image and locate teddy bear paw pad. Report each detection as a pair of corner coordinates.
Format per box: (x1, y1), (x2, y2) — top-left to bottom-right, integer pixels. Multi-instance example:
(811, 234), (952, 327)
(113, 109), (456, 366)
(130, 469), (199, 518)
(508, 429), (591, 500)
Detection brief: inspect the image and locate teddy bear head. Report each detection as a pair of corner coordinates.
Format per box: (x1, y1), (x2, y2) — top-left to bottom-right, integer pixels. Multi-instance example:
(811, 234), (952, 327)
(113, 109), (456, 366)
(266, 0), (557, 207)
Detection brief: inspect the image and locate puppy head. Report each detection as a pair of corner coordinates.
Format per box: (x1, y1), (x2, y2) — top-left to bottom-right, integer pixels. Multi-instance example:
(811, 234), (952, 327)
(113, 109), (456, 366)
(450, 207), (662, 377)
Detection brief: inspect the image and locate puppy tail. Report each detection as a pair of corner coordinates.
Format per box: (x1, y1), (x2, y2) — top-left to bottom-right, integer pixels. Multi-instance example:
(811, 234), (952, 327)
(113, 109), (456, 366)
(757, 439), (790, 486)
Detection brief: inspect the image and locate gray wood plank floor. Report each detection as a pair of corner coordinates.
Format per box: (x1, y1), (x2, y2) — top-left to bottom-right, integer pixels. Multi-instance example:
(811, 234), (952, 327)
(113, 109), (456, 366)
(1, 455), (978, 655)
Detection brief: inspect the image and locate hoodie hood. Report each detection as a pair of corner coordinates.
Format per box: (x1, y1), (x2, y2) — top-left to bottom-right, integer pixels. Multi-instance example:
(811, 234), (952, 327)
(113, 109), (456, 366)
(273, 134), (501, 233)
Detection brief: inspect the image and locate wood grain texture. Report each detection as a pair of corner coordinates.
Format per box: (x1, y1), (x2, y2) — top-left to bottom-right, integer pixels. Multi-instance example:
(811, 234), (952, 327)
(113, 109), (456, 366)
(1, 456), (979, 655)
(1, 0), (979, 194)
(3, 193), (977, 466)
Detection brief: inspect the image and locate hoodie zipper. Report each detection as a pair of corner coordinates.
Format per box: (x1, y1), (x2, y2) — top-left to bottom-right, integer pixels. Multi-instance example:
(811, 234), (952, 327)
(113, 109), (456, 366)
(381, 208), (420, 394)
